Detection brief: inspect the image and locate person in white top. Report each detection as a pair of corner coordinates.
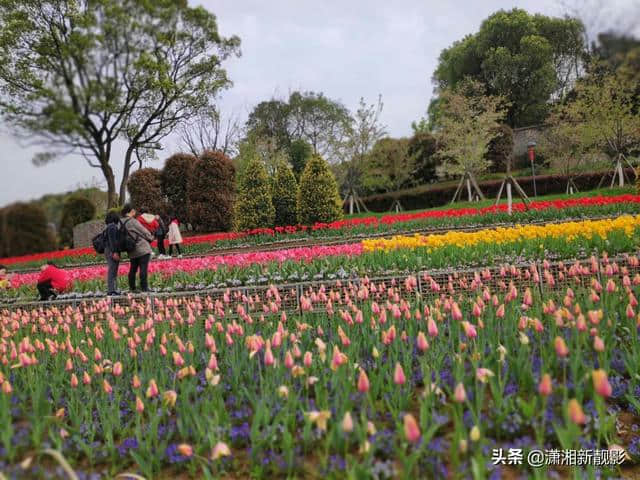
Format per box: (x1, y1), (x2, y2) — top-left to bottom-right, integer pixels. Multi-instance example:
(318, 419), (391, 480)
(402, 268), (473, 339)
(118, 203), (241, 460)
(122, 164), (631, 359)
(168, 218), (184, 257)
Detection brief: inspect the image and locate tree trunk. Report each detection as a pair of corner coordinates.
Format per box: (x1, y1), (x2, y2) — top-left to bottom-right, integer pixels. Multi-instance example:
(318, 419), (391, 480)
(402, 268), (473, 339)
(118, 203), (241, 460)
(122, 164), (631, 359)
(101, 161), (118, 209)
(119, 147), (135, 206)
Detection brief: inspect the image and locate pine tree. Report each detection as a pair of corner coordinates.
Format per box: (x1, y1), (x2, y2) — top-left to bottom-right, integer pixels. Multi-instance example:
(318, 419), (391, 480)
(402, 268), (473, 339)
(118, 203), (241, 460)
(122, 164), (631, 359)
(272, 162), (298, 227)
(234, 157), (275, 231)
(297, 155), (343, 225)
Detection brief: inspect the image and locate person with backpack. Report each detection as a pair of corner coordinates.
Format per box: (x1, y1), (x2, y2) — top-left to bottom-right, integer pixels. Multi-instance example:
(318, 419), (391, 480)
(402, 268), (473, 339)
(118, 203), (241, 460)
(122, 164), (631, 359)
(104, 211), (121, 296)
(168, 217), (184, 257)
(121, 204), (154, 293)
(155, 215), (168, 258)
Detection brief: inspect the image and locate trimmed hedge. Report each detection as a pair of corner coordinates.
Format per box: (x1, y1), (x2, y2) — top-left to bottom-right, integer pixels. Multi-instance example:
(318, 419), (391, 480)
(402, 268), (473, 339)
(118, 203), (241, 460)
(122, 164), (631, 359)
(161, 153), (196, 223)
(0, 202), (56, 258)
(127, 168), (166, 215)
(59, 196), (96, 247)
(188, 150), (235, 232)
(272, 162), (298, 227)
(358, 168), (636, 212)
(234, 157), (275, 231)
(297, 154), (343, 225)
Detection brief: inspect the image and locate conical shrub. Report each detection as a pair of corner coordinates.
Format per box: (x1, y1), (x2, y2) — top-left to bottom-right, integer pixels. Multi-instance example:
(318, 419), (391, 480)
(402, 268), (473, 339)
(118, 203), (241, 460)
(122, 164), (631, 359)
(234, 157), (275, 231)
(272, 162), (298, 227)
(297, 154), (343, 225)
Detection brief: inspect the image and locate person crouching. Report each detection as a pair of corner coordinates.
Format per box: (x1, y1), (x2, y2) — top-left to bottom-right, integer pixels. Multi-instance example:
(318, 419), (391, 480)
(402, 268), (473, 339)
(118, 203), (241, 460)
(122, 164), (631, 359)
(37, 261), (71, 301)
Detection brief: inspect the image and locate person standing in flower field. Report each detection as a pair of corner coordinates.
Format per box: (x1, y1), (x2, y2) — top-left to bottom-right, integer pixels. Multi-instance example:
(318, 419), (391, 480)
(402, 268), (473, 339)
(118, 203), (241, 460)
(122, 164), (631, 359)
(36, 261), (71, 300)
(168, 217), (183, 257)
(154, 214), (169, 258)
(104, 211), (121, 296)
(121, 204), (154, 293)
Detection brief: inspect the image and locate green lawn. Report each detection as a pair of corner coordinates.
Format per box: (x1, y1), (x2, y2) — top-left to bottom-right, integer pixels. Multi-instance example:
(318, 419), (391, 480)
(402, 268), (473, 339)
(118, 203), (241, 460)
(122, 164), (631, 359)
(345, 185), (636, 219)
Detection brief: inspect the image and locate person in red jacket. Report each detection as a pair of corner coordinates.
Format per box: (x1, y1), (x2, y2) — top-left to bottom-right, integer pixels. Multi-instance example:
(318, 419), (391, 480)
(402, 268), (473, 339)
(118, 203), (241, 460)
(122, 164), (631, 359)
(37, 262), (71, 301)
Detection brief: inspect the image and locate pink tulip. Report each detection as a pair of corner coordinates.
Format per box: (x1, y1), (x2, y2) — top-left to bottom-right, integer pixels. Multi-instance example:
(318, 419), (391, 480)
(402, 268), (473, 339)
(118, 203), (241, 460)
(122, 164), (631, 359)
(357, 369), (370, 393)
(416, 332), (429, 352)
(403, 413), (421, 443)
(592, 369), (612, 398)
(454, 382), (466, 403)
(427, 317), (438, 337)
(70, 374), (79, 388)
(538, 374), (552, 396)
(554, 336), (569, 358)
(303, 351), (313, 367)
(593, 336), (605, 352)
(113, 361), (123, 377)
(135, 396), (144, 413)
(393, 362), (406, 385)
(461, 321), (477, 339)
(568, 399), (586, 425)
(284, 351), (294, 369)
(146, 379), (159, 398)
(264, 344), (275, 367)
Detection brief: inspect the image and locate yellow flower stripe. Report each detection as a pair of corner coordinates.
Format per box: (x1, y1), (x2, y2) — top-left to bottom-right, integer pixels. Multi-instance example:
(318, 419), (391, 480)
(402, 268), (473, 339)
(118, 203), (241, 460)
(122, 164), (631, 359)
(362, 215), (640, 253)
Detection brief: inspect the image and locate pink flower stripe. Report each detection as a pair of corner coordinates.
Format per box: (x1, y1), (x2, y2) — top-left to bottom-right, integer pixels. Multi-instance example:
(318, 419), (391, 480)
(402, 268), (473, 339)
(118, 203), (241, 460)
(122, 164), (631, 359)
(10, 243), (363, 288)
(2, 194), (638, 266)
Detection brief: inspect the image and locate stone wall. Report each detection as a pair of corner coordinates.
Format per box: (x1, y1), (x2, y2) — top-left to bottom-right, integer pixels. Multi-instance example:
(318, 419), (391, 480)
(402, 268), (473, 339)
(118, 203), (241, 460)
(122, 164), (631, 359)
(513, 125), (546, 157)
(73, 219), (104, 248)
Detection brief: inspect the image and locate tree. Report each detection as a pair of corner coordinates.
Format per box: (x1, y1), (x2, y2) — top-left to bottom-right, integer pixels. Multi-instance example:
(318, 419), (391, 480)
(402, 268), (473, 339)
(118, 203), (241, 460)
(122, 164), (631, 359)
(0, 1), (241, 208)
(187, 150), (235, 232)
(431, 8), (584, 127)
(272, 162), (298, 227)
(538, 113), (605, 193)
(336, 96), (387, 213)
(127, 168), (165, 215)
(297, 155), (343, 225)
(59, 196), (96, 247)
(362, 138), (415, 193)
(245, 91), (352, 164)
(288, 139), (313, 178)
(161, 153), (196, 222)
(561, 70), (640, 186)
(407, 131), (439, 183)
(486, 125), (514, 173)
(180, 107), (241, 158)
(436, 83), (508, 200)
(234, 156), (275, 231)
(0, 203), (56, 257)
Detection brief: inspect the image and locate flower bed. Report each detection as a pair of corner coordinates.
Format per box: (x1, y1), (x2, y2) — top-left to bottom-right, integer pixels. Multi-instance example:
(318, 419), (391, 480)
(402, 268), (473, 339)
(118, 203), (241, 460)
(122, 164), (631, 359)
(1, 256), (639, 478)
(3, 215), (639, 300)
(3, 194), (640, 270)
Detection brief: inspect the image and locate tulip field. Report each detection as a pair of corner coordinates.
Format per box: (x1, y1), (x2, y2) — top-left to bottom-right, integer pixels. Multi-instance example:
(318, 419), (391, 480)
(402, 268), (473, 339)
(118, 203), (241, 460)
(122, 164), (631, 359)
(2, 196), (640, 479)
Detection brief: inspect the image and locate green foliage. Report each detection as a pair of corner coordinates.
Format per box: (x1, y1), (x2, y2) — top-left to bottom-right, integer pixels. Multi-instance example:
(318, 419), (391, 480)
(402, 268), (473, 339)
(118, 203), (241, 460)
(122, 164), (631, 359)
(436, 82), (508, 180)
(234, 157), (275, 231)
(161, 153), (196, 222)
(187, 150), (235, 232)
(30, 188), (108, 227)
(362, 138), (415, 193)
(297, 155), (343, 225)
(272, 162), (298, 227)
(486, 125), (514, 173)
(431, 8), (584, 127)
(245, 91), (352, 163)
(288, 139), (313, 178)
(408, 131), (439, 183)
(59, 196), (96, 247)
(0, 0), (240, 207)
(0, 203), (56, 257)
(127, 168), (166, 215)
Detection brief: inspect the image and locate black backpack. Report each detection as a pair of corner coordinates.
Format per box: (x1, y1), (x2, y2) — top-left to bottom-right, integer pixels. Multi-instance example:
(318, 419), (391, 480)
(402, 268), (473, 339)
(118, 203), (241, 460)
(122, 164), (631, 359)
(117, 219), (137, 253)
(92, 230), (106, 254)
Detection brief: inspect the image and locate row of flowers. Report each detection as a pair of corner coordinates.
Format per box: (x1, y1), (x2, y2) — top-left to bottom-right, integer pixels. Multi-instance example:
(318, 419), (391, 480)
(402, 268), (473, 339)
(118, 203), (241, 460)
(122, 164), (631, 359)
(2, 194), (639, 268)
(0, 256), (638, 478)
(4, 215), (639, 295)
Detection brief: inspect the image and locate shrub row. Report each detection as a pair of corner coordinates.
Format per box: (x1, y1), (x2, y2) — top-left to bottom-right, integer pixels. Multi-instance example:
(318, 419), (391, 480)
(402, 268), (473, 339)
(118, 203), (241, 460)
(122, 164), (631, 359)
(0, 203), (56, 257)
(359, 168), (636, 212)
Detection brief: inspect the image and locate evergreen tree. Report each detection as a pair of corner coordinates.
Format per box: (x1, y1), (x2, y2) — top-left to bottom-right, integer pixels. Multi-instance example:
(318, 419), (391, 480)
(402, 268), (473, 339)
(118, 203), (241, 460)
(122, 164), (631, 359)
(234, 157), (275, 231)
(297, 155), (343, 225)
(272, 162), (298, 227)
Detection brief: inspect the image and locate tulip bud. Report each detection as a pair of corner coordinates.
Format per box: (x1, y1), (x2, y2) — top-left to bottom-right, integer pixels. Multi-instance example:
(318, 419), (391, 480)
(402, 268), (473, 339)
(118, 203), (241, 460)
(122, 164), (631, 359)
(162, 390), (177, 408)
(454, 382), (466, 403)
(211, 441), (231, 460)
(554, 336), (569, 357)
(113, 361), (123, 377)
(135, 396), (145, 413)
(357, 369), (370, 393)
(70, 374), (79, 388)
(403, 413), (421, 443)
(568, 398), (586, 425)
(146, 379), (159, 398)
(416, 332), (429, 352)
(592, 369), (612, 398)
(538, 373), (552, 396)
(342, 411), (354, 433)
(470, 425), (480, 442)
(393, 362), (406, 385)
(177, 443), (193, 457)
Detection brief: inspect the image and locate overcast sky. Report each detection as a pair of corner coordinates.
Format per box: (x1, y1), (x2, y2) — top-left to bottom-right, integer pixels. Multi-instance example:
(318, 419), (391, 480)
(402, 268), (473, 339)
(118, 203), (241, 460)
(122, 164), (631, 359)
(0, 0), (638, 206)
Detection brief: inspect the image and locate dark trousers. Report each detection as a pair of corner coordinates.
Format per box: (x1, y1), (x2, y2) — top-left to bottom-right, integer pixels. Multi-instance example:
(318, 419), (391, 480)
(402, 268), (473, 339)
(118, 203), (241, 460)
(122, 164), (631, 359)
(37, 279), (56, 301)
(105, 249), (120, 293)
(169, 243), (182, 255)
(128, 254), (150, 292)
(156, 236), (166, 255)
